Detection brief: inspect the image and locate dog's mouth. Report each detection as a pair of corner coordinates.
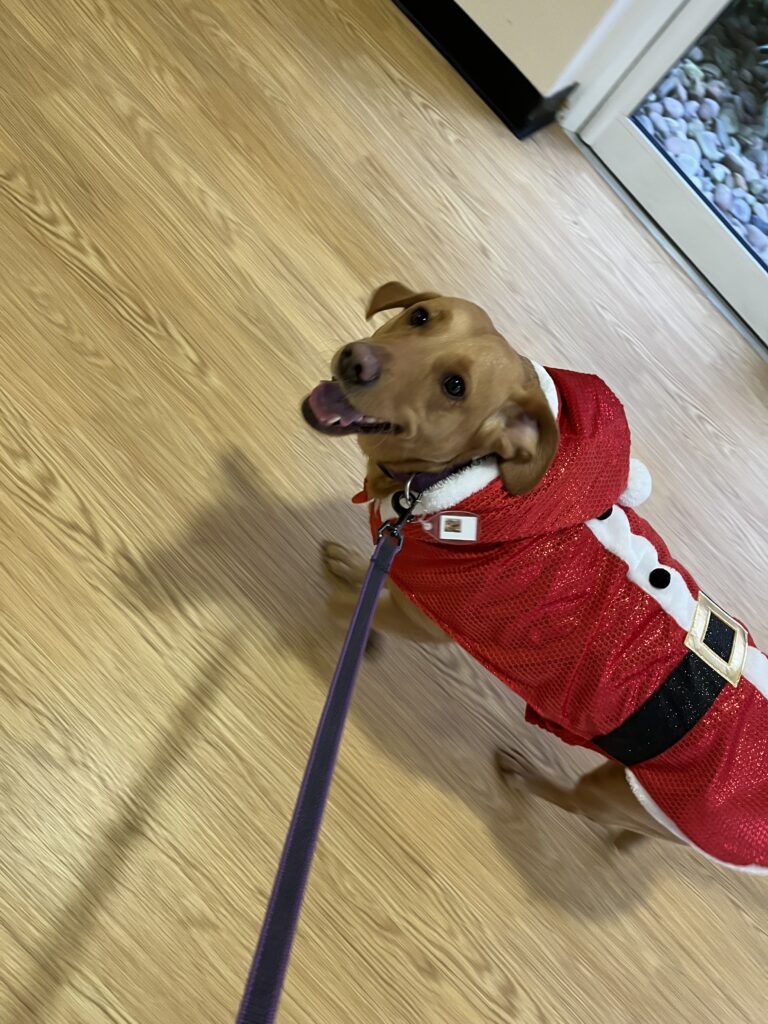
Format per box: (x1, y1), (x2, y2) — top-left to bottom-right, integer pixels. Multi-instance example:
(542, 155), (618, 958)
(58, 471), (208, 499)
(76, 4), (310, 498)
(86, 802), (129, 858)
(302, 381), (399, 436)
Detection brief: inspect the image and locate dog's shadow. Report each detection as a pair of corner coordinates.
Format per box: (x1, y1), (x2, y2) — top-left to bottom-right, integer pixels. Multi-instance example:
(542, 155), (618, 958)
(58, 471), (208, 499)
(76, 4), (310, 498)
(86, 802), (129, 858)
(120, 448), (741, 918)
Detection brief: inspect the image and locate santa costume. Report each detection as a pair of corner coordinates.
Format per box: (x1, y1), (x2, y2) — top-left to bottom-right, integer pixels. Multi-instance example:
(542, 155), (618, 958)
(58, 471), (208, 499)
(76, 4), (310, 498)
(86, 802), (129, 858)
(360, 365), (768, 872)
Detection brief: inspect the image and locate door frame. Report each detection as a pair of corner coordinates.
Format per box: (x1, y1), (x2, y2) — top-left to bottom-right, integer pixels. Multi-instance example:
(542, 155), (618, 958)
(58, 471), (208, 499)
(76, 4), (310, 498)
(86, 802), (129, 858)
(571, 0), (768, 344)
(579, 0), (730, 143)
(559, 0), (724, 135)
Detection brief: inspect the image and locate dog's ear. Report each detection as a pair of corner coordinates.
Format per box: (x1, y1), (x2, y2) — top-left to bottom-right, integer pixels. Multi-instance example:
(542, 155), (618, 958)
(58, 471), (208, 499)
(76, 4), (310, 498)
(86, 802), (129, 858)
(366, 281), (441, 318)
(482, 393), (559, 496)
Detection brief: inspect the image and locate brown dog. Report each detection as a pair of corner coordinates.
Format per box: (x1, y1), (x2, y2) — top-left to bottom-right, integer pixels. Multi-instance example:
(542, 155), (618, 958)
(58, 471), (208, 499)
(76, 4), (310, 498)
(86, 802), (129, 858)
(302, 280), (681, 850)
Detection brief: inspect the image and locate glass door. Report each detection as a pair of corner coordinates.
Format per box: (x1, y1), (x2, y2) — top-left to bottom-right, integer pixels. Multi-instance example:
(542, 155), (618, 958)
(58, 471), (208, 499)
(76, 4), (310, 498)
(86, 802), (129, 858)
(581, 0), (768, 344)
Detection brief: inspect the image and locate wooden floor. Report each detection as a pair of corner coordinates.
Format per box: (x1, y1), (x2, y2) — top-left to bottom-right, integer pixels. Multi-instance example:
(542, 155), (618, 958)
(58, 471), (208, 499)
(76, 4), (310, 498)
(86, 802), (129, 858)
(1, 1), (767, 1022)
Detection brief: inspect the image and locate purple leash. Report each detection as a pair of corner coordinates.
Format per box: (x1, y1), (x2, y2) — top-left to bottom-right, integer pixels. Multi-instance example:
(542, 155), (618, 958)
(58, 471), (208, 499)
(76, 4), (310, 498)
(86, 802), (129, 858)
(236, 487), (419, 1024)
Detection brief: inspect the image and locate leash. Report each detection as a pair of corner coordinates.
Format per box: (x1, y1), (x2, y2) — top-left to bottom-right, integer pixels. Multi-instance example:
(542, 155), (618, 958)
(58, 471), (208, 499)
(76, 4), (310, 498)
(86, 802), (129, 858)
(236, 483), (420, 1024)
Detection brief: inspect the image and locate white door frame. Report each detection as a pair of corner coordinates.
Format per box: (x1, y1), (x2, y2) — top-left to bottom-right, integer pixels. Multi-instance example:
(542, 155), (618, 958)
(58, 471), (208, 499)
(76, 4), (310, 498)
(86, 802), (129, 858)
(558, 0), (689, 133)
(580, 0), (730, 144)
(571, 0), (767, 343)
(559, 0), (724, 135)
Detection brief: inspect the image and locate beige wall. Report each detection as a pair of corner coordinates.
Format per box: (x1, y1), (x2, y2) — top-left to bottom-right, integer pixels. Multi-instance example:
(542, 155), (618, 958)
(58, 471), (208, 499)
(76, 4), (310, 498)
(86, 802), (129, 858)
(457, 0), (616, 95)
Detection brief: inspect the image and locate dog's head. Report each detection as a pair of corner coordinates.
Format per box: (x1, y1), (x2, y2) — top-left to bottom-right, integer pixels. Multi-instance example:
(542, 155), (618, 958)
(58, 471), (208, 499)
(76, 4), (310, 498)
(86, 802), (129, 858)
(302, 282), (559, 497)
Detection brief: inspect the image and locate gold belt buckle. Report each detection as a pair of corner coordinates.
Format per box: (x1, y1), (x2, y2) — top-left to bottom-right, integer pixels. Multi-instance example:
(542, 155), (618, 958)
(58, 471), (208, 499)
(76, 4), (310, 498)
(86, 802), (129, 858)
(684, 592), (747, 688)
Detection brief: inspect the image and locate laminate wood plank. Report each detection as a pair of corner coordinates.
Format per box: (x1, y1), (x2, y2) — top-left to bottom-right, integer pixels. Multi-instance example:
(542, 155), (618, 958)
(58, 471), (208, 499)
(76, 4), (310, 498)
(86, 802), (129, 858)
(0, 1), (766, 1022)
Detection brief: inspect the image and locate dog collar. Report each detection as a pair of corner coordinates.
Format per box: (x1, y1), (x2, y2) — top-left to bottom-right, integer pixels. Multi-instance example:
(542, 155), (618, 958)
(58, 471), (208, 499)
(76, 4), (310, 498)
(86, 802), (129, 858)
(378, 459), (479, 495)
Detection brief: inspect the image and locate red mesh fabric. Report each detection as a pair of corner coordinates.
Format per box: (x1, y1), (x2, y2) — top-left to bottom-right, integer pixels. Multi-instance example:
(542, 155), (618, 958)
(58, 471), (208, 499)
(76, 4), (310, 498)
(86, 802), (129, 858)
(363, 367), (768, 869)
(376, 503), (689, 740)
(633, 682), (768, 868)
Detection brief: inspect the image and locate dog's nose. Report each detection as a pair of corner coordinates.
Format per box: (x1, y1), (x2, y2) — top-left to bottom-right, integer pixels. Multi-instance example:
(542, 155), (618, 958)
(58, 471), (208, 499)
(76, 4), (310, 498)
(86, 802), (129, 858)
(337, 342), (380, 385)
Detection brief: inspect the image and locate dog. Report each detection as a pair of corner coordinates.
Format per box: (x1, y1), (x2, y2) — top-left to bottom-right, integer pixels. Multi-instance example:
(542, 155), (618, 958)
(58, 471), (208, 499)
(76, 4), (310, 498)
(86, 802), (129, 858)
(302, 281), (768, 872)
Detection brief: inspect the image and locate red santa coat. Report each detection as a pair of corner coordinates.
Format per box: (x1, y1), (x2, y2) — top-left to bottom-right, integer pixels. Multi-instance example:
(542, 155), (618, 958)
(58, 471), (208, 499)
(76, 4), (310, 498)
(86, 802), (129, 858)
(364, 366), (768, 872)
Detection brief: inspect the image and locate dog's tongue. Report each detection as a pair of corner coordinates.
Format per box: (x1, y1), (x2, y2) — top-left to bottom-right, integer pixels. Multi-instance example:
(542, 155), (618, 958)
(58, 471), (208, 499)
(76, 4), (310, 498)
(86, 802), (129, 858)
(307, 381), (365, 429)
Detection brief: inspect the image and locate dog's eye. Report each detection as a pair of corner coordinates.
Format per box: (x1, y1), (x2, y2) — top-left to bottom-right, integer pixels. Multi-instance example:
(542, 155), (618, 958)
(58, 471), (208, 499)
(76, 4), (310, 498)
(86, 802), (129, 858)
(409, 307), (429, 327)
(442, 374), (465, 399)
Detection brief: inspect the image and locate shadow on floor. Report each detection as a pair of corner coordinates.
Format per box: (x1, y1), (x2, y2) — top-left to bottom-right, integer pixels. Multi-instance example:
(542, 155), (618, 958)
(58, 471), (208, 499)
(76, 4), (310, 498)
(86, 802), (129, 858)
(16, 634), (239, 1024)
(117, 448), (761, 926)
(114, 450), (668, 907)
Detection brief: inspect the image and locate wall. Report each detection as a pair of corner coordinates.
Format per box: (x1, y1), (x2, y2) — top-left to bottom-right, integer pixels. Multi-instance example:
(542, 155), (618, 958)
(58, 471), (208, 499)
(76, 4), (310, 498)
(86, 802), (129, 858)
(456, 0), (618, 95)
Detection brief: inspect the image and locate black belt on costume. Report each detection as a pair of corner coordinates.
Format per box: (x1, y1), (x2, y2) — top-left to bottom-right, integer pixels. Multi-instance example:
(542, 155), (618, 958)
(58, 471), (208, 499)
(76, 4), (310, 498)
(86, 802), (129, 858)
(593, 609), (740, 767)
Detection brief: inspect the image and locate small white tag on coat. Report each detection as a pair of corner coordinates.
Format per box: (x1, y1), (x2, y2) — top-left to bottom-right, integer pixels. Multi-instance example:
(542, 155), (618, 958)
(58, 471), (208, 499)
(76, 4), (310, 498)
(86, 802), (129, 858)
(421, 512), (479, 543)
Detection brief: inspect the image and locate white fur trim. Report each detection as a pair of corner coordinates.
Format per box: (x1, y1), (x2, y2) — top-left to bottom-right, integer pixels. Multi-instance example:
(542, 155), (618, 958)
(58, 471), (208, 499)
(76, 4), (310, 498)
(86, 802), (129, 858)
(586, 504), (768, 696)
(745, 646), (768, 701)
(531, 362), (559, 419)
(586, 505), (696, 631)
(379, 458), (499, 519)
(619, 458), (652, 507)
(411, 457), (501, 514)
(588, 504), (768, 867)
(626, 771), (768, 874)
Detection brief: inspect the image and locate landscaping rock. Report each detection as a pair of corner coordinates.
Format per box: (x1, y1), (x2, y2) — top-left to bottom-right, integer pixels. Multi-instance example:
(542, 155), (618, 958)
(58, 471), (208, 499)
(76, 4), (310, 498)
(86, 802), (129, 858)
(633, 0), (768, 263)
(714, 183), (733, 211)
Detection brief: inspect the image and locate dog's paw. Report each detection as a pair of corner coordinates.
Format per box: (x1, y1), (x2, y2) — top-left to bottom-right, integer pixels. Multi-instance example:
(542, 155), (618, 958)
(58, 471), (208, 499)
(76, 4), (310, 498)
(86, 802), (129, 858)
(321, 540), (365, 586)
(610, 829), (647, 854)
(494, 748), (534, 784)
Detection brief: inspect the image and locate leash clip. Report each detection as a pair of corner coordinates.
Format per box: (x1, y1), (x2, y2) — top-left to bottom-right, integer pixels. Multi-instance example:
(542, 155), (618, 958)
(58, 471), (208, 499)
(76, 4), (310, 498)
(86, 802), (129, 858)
(378, 475), (421, 546)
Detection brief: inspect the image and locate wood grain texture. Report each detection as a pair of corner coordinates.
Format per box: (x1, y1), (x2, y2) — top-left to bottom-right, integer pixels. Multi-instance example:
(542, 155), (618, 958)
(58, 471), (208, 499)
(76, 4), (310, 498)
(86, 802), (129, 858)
(0, 1), (766, 1022)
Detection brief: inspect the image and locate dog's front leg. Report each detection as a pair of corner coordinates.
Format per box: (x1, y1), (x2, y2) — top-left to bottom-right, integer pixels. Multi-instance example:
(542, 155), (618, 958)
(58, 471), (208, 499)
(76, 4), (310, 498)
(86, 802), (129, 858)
(321, 541), (450, 644)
